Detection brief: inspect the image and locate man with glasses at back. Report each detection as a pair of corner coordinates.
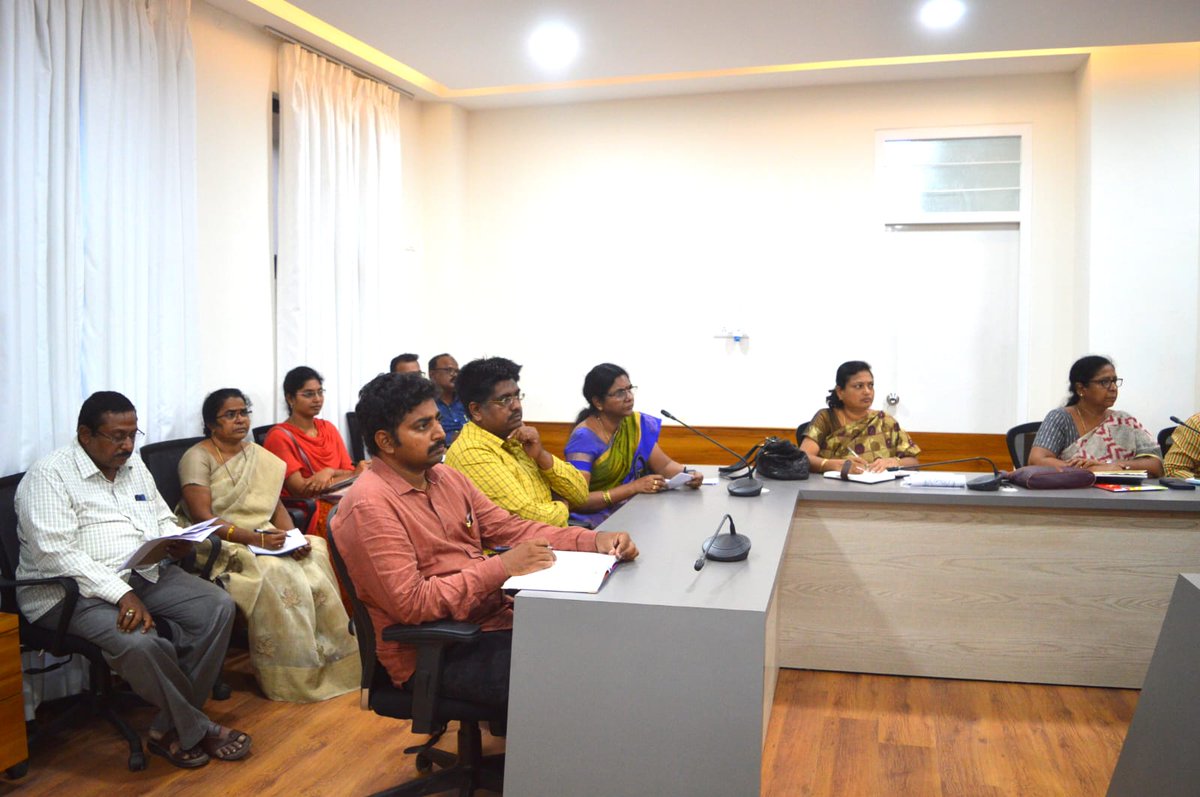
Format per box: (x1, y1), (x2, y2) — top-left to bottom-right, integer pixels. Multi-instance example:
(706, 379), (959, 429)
(428, 353), (468, 446)
(445, 357), (589, 526)
(15, 391), (249, 768)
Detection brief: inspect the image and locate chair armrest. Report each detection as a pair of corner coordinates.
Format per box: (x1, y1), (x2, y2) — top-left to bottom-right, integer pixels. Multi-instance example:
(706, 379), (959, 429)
(0, 575), (80, 655)
(176, 531), (223, 581)
(198, 531), (222, 581)
(381, 620), (482, 733)
(282, 497), (316, 532)
(382, 620), (481, 646)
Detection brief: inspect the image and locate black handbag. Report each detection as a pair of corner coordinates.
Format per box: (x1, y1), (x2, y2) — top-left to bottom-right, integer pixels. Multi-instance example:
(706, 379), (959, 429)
(755, 436), (810, 480)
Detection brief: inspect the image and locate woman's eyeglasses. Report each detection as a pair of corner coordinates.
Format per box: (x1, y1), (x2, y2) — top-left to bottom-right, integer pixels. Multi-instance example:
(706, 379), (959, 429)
(607, 386), (638, 400)
(1088, 378), (1124, 389)
(217, 409), (252, 421)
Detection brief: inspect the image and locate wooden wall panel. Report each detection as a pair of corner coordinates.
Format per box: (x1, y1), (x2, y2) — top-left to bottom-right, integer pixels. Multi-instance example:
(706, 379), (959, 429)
(527, 421), (1011, 471)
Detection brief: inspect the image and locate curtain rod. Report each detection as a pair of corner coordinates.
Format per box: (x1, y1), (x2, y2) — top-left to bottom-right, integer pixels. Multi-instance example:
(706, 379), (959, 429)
(264, 26), (416, 100)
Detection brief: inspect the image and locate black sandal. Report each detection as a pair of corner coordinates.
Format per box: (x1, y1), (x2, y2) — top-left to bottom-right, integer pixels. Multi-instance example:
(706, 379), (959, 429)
(148, 732), (211, 769)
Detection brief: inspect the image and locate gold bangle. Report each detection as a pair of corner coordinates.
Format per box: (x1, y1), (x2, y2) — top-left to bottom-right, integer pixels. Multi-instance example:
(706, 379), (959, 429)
(603, 489), (613, 507)
(226, 525), (236, 540)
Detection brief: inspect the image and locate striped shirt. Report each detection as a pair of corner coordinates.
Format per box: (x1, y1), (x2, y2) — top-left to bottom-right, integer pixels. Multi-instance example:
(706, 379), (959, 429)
(1164, 412), (1200, 479)
(15, 439), (178, 621)
(444, 421), (589, 526)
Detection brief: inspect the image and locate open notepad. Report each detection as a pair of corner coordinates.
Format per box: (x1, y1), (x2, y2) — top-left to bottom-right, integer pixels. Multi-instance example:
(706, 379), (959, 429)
(501, 551), (619, 594)
(120, 517), (222, 570)
(821, 470), (898, 485)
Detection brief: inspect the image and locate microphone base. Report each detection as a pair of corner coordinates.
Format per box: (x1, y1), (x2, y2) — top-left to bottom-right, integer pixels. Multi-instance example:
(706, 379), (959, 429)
(703, 533), (751, 563)
(727, 477), (763, 497)
(967, 474), (1002, 491)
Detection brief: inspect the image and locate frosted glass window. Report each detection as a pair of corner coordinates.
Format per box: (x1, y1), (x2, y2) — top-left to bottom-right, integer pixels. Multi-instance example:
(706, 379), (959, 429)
(881, 135), (1021, 221)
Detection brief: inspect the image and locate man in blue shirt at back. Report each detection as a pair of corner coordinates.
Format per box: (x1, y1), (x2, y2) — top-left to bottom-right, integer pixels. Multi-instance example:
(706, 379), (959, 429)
(430, 353), (468, 446)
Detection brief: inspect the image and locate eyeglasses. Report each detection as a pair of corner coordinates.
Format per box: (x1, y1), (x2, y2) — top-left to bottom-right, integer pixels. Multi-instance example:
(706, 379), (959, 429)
(607, 386), (638, 400)
(297, 389), (325, 399)
(93, 428), (145, 445)
(1088, 378), (1124, 389)
(431, 367), (459, 375)
(217, 408), (253, 421)
(487, 391), (525, 408)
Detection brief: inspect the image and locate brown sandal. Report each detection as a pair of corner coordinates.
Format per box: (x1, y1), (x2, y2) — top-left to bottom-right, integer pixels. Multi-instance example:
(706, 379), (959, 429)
(202, 726), (252, 761)
(148, 732), (211, 769)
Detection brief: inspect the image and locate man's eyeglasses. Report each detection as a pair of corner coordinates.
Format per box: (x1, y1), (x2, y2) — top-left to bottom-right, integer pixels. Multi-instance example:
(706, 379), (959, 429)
(297, 389), (325, 399)
(431, 367), (459, 375)
(488, 392), (525, 408)
(607, 386), (638, 400)
(94, 429), (145, 445)
(1088, 378), (1124, 389)
(217, 409), (253, 421)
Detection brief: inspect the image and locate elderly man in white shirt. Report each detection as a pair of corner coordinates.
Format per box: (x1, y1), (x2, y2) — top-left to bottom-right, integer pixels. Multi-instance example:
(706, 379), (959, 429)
(16, 391), (249, 769)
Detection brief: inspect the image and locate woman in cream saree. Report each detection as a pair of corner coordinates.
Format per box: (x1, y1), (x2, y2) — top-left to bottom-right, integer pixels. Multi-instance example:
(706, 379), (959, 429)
(177, 389), (358, 703)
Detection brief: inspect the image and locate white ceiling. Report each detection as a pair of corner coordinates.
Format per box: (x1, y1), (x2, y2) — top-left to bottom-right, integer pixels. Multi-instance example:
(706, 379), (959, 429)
(207, 0), (1200, 107)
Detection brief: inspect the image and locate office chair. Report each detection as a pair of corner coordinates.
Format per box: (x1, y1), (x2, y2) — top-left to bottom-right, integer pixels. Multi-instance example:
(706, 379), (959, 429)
(0, 473), (147, 773)
(1006, 422), (1042, 469)
(346, 412), (366, 464)
(1158, 426), (1176, 457)
(140, 436), (312, 539)
(140, 438), (247, 701)
(251, 424), (273, 446)
(326, 510), (505, 796)
(794, 422), (810, 447)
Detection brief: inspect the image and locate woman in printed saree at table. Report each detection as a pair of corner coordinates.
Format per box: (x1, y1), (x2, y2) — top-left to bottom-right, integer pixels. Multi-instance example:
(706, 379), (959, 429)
(177, 388), (359, 703)
(1028, 355), (1163, 476)
(564, 363), (703, 528)
(799, 360), (921, 475)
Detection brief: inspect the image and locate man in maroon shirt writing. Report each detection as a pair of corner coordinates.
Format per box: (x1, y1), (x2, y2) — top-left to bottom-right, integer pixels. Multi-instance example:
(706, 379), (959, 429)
(333, 372), (638, 708)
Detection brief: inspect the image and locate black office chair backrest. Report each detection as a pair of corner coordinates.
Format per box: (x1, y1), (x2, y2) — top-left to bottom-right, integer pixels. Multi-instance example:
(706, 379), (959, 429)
(251, 424), (274, 447)
(325, 506), (384, 692)
(346, 411), (366, 463)
(795, 422), (810, 446)
(0, 473), (25, 615)
(1158, 426), (1176, 457)
(1006, 422), (1042, 469)
(139, 436), (205, 510)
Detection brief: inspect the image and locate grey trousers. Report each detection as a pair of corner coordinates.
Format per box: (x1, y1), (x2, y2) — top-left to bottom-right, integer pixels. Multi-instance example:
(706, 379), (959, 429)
(37, 564), (235, 749)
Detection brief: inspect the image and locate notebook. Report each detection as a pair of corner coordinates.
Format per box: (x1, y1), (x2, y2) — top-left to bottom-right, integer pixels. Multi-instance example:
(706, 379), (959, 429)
(501, 551), (620, 593)
(822, 470), (897, 485)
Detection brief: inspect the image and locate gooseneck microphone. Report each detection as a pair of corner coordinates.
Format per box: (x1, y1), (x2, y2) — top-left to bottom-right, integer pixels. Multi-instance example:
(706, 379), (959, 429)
(693, 514), (752, 571)
(661, 409), (763, 497)
(886, 457), (1003, 491)
(1170, 416), (1200, 436)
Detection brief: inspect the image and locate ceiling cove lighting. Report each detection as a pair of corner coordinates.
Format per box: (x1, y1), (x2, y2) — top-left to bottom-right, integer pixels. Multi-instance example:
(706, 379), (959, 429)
(919, 0), (967, 29)
(527, 22), (581, 70)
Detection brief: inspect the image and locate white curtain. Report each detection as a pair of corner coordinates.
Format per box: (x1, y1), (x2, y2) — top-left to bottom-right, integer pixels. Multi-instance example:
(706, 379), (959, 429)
(277, 44), (406, 444)
(0, 0), (199, 476)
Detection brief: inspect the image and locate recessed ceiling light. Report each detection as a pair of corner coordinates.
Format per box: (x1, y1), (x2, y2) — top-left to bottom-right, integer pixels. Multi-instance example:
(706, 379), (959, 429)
(919, 0), (966, 29)
(527, 22), (580, 70)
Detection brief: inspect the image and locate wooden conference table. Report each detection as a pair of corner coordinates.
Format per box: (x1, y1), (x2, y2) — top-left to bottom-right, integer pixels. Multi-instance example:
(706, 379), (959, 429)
(503, 471), (1200, 796)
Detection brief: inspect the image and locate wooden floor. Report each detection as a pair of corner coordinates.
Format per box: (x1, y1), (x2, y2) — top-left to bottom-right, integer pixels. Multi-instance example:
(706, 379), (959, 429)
(0, 657), (1136, 796)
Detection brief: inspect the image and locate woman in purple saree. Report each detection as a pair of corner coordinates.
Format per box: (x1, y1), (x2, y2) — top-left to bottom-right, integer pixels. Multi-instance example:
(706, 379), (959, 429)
(564, 363), (702, 527)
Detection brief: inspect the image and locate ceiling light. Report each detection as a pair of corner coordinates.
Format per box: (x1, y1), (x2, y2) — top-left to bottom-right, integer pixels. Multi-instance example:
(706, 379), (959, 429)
(919, 0), (966, 29)
(527, 22), (580, 71)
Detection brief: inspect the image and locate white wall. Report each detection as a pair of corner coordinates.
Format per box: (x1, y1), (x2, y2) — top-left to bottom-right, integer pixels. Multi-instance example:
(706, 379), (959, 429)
(186, 22), (1199, 436)
(450, 74), (1078, 430)
(192, 2), (278, 427)
(1078, 43), (1200, 435)
(192, 1), (426, 432)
